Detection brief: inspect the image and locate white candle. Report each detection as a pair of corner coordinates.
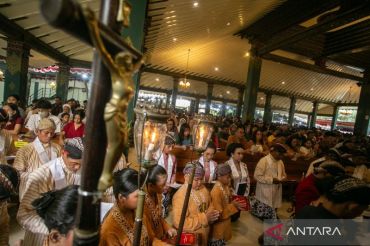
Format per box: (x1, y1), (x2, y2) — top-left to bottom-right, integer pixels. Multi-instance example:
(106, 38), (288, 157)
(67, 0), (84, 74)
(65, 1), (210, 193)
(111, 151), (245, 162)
(144, 143), (154, 161)
(198, 126), (205, 148)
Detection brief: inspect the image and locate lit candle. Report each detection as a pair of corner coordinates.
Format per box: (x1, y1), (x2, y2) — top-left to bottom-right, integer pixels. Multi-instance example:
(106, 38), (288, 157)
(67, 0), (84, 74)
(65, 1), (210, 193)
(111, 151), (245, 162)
(198, 126), (205, 148)
(144, 131), (156, 161)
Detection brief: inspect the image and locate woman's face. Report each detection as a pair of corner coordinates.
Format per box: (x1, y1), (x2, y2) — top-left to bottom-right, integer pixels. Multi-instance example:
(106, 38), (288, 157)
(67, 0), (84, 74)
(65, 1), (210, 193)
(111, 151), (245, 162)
(74, 115), (81, 124)
(203, 148), (215, 162)
(163, 144), (173, 154)
(153, 175), (167, 194)
(305, 140), (312, 148)
(235, 128), (244, 138)
(232, 147), (244, 162)
(62, 115), (70, 123)
(3, 105), (13, 116)
(184, 128), (190, 137)
(256, 131), (262, 141)
(123, 190), (139, 210)
(63, 106), (70, 113)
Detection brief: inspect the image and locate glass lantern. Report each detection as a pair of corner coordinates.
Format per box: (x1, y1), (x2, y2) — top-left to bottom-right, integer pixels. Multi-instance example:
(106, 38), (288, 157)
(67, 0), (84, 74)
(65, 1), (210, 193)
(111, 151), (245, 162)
(192, 114), (215, 152)
(134, 103), (170, 169)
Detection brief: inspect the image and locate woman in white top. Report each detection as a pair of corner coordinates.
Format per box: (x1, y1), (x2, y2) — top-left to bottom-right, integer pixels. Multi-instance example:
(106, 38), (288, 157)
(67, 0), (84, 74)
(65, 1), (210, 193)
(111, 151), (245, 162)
(198, 142), (217, 184)
(299, 139), (316, 160)
(225, 143), (250, 221)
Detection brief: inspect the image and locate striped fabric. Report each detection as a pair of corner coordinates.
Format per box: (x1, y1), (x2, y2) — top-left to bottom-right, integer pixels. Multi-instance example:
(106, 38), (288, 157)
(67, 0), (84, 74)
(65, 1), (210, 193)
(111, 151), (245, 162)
(0, 201), (9, 246)
(17, 158), (79, 246)
(13, 141), (61, 199)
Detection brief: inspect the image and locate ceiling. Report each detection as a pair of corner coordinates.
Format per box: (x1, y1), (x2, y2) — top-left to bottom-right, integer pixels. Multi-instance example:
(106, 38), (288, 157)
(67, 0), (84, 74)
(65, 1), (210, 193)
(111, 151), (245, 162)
(0, 0), (366, 113)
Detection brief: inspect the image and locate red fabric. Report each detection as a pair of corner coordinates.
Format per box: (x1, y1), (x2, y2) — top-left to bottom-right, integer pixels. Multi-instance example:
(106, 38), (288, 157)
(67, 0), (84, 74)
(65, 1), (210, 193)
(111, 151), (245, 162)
(4, 116), (23, 130)
(63, 122), (85, 138)
(295, 174), (320, 213)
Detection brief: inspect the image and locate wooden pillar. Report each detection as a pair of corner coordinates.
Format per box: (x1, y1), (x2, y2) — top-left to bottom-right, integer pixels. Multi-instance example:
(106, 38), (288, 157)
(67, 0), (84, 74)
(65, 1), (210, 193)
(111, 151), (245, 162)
(354, 70), (370, 135)
(331, 104), (339, 131)
(171, 77), (179, 109)
(263, 92), (272, 124)
(194, 97), (200, 113)
(165, 92), (171, 108)
(242, 44), (262, 123)
(56, 63), (70, 102)
(205, 83), (213, 114)
(236, 88), (244, 117)
(310, 102), (318, 129)
(125, 0), (148, 124)
(4, 39), (30, 104)
(288, 97), (296, 126)
(221, 101), (227, 117)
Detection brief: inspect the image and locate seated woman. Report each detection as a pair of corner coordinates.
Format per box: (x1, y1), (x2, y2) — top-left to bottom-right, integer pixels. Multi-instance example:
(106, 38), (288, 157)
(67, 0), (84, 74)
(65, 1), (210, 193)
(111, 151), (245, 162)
(0, 109), (14, 163)
(100, 168), (167, 245)
(58, 104), (73, 119)
(145, 165), (177, 242)
(225, 143), (250, 221)
(226, 126), (250, 151)
(32, 185), (77, 246)
(2, 103), (23, 135)
(176, 123), (193, 148)
(60, 110), (85, 143)
(286, 135), (302, 161)
(299, 139), (316, 160)
(60, 112), (71, 130)
(198, 142), (217, 184)
(248, 129), (269, 155)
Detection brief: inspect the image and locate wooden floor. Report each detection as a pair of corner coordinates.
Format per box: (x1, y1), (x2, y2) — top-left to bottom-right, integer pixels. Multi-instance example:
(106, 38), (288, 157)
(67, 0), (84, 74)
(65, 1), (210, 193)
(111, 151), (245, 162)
(9, 202), (293, 246)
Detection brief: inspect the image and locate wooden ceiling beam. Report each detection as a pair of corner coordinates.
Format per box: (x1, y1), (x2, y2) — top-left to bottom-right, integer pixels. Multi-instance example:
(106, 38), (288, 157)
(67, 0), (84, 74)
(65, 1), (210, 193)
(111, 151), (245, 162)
(257, 0), (370, 56)
(143, 65), (244, 89)
(262, 53), (365, 82)
(139, 85), (238, 104)
(235, 0), (341, 41)
(323, 19), (370, 57)
(0, 13), (69, 64)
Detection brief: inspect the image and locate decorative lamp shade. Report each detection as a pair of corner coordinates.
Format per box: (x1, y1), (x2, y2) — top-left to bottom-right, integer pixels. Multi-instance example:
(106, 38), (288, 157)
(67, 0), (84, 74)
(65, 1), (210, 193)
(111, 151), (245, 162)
(192, 114), (215, 152)
(134, 103), (170, 169)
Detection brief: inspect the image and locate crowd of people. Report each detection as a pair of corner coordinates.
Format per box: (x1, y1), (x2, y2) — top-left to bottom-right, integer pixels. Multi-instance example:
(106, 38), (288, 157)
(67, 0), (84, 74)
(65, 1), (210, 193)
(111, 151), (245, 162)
(0, 100), (370, 245)
(1, 95), (86, 142)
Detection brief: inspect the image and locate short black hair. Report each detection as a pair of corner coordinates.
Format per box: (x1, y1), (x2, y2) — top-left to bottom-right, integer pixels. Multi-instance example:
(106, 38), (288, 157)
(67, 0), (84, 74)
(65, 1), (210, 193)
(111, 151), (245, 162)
(7, 94), (20, 101)
(36, 99), (52, 109)
(226, 143), (244, 157)
(32, 185), (78, 234)
(113, 168), (139, 199)
(61, 112), (70, 118)
(55, 96), (62, 100)
(204, 142), (216, 153)
(73, 110), (85, 120)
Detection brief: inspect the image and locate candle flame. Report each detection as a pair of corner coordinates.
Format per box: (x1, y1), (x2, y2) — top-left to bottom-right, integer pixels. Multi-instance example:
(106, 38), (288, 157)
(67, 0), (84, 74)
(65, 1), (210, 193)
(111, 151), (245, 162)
(151, 131), (156, 143)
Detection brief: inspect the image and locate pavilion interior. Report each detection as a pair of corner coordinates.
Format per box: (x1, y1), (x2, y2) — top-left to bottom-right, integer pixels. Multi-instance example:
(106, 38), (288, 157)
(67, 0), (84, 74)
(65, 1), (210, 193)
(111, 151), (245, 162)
(0, 0), (368, 134)
(1, 0), (370, 245)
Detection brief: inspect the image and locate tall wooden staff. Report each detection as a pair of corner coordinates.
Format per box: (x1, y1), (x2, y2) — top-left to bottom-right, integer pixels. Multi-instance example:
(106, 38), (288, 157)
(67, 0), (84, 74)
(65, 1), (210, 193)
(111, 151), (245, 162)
(40, 0), (142, 245)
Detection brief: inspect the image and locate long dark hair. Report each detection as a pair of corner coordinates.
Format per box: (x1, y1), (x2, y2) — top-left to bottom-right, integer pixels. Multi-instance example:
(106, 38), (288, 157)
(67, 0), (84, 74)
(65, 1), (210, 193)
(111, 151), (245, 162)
(32, 185), (78, 234)
(5, 103), (20, 119)
(113, 168), (139, 199)
(178, 123), (191, 144)
(252, 129), (264, 145)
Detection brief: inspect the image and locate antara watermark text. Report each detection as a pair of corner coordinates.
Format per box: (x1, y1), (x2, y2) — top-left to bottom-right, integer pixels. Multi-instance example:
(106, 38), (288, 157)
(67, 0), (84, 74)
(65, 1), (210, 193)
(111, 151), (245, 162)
(287, 227), (341, 236)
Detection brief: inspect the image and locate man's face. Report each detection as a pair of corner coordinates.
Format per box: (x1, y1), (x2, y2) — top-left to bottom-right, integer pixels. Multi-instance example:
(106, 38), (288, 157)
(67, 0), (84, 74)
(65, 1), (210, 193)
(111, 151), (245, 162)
(271, 150), (284, 161)
(55, 98), (62, 105)
(167, 121), (174, 131)
(63, 151), (82, 173)
(7, 96), (18, 105)
(36, 128), (55, 143)
(218, 174), (231, 186)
